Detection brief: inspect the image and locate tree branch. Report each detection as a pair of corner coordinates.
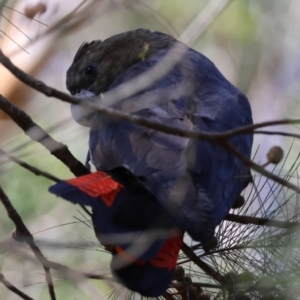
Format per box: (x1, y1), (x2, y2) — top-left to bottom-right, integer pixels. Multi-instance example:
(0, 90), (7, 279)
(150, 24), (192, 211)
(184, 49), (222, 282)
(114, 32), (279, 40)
(223, 141), (300, 193)
(0, 148), (60, 182)
(0, 186), (56, 300)
(254, 130), (300, 139)
(181, 242), (226, 285)
(0, 95), (89, 177)
(225, 213), (300, 229)
(0, 273), (34, 300)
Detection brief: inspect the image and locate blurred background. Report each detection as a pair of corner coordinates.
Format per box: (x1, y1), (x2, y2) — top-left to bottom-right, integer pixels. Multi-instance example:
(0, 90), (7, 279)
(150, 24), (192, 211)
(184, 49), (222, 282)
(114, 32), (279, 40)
(1, 0), (300, 299)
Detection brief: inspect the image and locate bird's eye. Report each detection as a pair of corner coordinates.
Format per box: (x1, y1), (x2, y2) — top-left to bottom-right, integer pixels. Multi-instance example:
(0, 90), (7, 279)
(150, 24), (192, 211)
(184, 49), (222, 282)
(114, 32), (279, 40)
(84, 65), (96, 78)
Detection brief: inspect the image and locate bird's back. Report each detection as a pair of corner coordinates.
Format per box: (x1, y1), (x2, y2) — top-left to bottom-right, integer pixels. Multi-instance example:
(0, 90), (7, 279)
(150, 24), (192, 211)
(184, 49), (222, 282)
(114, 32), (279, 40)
(89, 44), (253, 241)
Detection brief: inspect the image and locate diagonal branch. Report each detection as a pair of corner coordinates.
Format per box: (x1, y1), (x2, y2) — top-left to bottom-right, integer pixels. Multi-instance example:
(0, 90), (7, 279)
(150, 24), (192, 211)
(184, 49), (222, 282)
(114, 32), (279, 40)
(0, 95), (89, 177)
(0, 148), (60, 182)
(0, 273), (34, 300)
(0, 96), (92, 216)
(0, 186), (56, 300)
(223, 141), (300, 193)
(0, 185), (111, 292)
(181, 242), (226, 285)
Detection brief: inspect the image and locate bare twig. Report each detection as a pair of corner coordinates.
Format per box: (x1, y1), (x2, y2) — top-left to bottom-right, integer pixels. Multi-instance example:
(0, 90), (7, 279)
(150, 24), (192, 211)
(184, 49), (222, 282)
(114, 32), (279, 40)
(221, 120), (300, 139)
(180, 0), (233, 45)
(0, 186), (56, 300)
(172, 281), (225, 290)
(0, 273), (34, 300)
(3, 5), (49, 26)
(254, 130), (300, 139)
(0, 14), (32, 40)
(133, 1), (179, 38)
(1, 238), (113, 282)
(6, 0), (102, 58)
(223, 141), (300, 193)
(0, 95), (92, 216)
(225, 213), (300, 229)
(0, 29), (29, 53)
(0, 95), (89, 177)
(0, 148), (60, 182)
(181, 242), (226, 285)
(0, 185), (111, 290)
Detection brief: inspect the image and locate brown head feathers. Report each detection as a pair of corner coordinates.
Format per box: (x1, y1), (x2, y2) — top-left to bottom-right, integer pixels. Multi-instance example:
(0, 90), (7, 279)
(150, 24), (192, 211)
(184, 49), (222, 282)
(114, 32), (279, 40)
(73, 40), (102, 63)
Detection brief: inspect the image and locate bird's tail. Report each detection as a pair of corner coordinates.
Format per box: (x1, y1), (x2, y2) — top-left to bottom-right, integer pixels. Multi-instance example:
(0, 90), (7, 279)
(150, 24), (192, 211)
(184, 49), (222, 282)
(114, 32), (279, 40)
(49, 171), (176, 261)
(49, 171), (183, 296)
(112, 233), (183, 297)
(48, 171), (124, 206)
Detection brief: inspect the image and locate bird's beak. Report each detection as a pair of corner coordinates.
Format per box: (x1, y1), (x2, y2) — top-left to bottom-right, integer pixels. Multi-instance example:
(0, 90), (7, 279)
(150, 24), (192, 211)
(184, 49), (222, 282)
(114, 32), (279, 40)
(74, 90), (97, 100)
(71, 89), (98, 127)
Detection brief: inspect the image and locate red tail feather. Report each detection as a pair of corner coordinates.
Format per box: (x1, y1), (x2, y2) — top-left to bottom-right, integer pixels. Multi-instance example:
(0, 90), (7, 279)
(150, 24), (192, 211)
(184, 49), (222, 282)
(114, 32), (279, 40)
(114, 234), (183, 270)
(66, 171), (124, 206)
(150, 234), (183, 270)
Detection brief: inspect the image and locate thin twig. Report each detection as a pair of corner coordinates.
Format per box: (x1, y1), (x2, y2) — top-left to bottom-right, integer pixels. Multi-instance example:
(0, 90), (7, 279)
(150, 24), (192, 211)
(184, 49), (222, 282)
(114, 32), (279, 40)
(0, 186), (56, 300)
(0, 97), (92, 216)
(3, 5), (49, 26)
(179, 0), (233, 45)
(222, 120), (300, 139)
(133, 1), (179, 38)
(0, 148), (60, 182)
(1, 237), (113, 282)
(6, 0), (99, 58)
(0, 29), (29, 53)
(162, 291), (176, 300)
(254, 130), (300, 139)
(0, 95), (89, 177)
(225, 213), (300, 229)
(0, 273), (34, 300)
(223, 141), (300, 193)
(172, 281), (225, 290)
(0, 13), (32, 40)
(181, 242), (226, 285)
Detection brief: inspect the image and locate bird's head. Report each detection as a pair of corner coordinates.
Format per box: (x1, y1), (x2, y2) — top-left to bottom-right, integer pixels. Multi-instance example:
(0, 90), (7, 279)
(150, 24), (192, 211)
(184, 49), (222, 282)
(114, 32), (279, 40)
(66, 28), (176, 97)
(66, 29), (176, 126)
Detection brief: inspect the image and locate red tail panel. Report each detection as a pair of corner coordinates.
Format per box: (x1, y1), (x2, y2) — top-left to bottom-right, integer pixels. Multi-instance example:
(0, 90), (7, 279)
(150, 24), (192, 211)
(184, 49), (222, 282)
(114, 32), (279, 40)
(150, 234), (183, 270)
(66, 171), (124, 207)
(115, 234), (183, 270)
(115, 245), (146, 265)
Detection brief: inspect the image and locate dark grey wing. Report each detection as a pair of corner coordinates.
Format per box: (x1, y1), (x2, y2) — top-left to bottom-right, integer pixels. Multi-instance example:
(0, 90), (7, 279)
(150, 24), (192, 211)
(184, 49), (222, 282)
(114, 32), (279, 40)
(88, 47), (252, 243)
(189, 87), (253, 226)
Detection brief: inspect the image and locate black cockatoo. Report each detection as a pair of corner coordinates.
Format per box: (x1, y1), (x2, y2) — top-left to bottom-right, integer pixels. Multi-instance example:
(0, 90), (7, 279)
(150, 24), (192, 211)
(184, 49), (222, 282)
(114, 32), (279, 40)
(49, 28), (253, 296)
